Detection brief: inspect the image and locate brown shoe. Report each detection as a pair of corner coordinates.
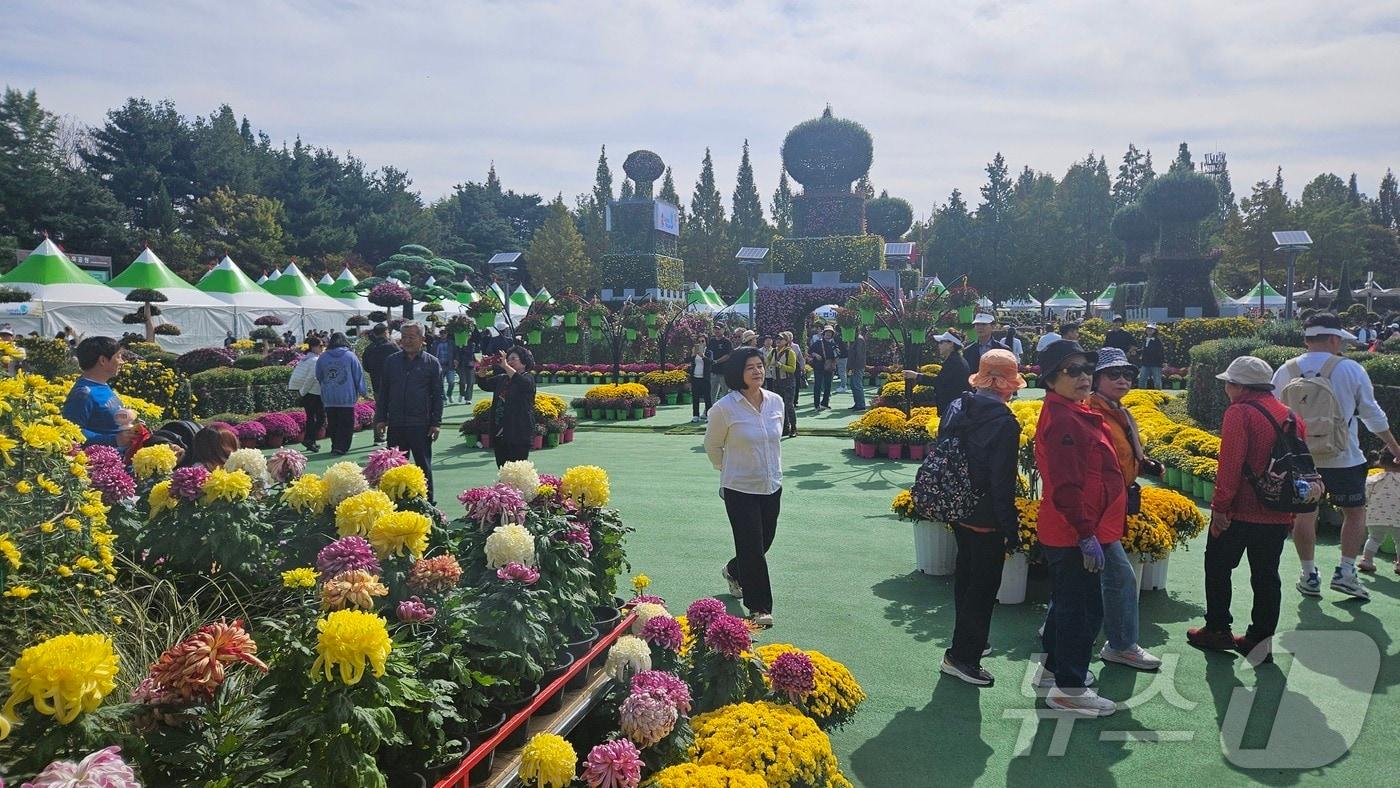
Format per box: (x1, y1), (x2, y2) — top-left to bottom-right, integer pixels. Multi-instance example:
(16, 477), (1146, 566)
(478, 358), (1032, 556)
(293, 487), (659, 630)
(1186, 627), (1236, 652)
(1233, 634), (1274, 665)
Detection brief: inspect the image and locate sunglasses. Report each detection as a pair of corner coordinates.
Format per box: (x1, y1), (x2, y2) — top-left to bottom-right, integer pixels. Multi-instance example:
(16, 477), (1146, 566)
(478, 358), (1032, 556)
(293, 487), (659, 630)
(1099, 369), (1134, 381)
(1059, 364), (1095, 378)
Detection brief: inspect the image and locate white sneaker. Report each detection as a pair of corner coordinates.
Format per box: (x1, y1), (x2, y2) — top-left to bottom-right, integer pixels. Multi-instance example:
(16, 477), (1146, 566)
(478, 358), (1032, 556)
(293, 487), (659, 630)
(1330, 567), (1371, 600)
(721, 566), (743, 598)
(1035, 667), (1095, 688)
(1100, 644), (1162, 671)
(1045, 686), (1117, 717)
(1296, 570), (1322, 597)
(749, 612), (773, 629)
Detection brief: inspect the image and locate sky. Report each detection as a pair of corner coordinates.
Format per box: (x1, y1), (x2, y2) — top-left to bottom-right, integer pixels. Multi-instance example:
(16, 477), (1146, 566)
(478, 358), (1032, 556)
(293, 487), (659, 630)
(5, 1), (1399, 218)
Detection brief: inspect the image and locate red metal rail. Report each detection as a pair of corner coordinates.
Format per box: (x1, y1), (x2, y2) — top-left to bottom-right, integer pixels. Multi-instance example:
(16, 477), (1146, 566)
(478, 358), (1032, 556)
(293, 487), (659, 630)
(435, 611), (637, 788)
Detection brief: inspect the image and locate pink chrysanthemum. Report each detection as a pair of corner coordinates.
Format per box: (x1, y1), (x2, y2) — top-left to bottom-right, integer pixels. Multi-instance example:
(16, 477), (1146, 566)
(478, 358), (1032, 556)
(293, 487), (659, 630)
(457, 483), (527, 526)
(639, 616), (684, 653)
(396, 596), (437, 623)
(408, 554), (462, 594)
(26, 746), (140, 788)
(685, 598), (726, 632)
(629, 594), (666, 606)
(619, 690), (678, 747)
(267, 448), (308, 483)
(88, 451), (135, 504)
(769, 651), (817, 702)
(630, 670), (692, 715)
(363, 446), (409, 486)
(497, 561), (540, 585)
(582, 738), (643, 788)
(316, 536), (382, 576)
(538, 473), (562, 490)
(170, 465), (210, 501)
(561, 524), (592, 555)
(705, 614), (751, 658)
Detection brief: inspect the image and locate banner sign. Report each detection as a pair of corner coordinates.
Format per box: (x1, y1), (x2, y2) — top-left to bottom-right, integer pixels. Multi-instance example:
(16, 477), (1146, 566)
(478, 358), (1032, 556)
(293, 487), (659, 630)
(654, 201), (679, 236)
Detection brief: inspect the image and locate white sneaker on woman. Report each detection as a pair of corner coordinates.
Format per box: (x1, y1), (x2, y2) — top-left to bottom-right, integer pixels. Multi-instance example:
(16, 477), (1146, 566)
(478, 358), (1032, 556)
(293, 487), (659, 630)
(1045, 687), (1117, 717)
(721, 566), (743, 598)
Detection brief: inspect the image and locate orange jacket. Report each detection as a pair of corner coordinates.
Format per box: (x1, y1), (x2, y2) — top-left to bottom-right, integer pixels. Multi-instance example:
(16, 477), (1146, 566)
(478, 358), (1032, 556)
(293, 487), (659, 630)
(1088, 394), (1140, 484)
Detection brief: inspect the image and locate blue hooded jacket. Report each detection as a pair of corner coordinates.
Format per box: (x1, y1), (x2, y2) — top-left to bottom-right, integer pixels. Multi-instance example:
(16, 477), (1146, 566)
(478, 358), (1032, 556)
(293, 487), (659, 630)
(315, 345), (367, 408)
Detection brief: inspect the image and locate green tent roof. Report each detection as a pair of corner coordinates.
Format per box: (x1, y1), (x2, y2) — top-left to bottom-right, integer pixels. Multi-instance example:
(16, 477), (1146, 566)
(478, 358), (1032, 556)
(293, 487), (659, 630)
(1092, 284), (1115, 303)
(262, 263), (322, 298)
(704, 285), (725, 308)
(198, 256), (271, 295)
(509, 285), (533, 310)
(535, 287), (553, 303)
(0, 239), (103, 286)
(731, 285), (753, 306)
(108, 248), (199, 290)
(925, 276), (947, 295)
(1239, 280), (1284, 299)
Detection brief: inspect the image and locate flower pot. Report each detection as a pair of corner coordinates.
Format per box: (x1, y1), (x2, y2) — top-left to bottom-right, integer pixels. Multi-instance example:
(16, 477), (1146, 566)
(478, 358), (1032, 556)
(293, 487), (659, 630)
(663, 393), (677, 405)
(1024, 374), (1038, 387)
(644, 407), (655, 417)
(563, 429), (574, 443)
(545, 433), (560, 448)
(1203, 480), (1215, 501)
(908, 443), (926, 461)
(854, 442), (876, 459)
(528, 329), (543, 344)
(539, 653), (576, 713)
(680, 391), (692, 404)
(913, 521), (957, 576)
(859, 307), (876, 325)
(564, 312), (578, 327)
(495, 680), (540, 748)
(885, 443), (903, 460)
(566, 628), (600, 688)
(1193, 475), (1207, 500)
(1165, 466), (1181, 489)
(565, 328), (579, 344)
(911, 328), (928, 344)
(874, 326), (891, 340)
(480, 433), (492, 448)
(263, 434), (285, 449)
(997, 552), (1029, 604)
(454, 330), (470, 347)
(840, 326), (857, 342)
(592, 603), (623, 632)
(625, 328), (638, 341)
(467, 710), (507, 784)
(531, 434), (544, 450)
(589, 315), (603, 330)
(957, 305), (975, 324)
(630, 408), (642, 420)
(475, 311), (498, 329)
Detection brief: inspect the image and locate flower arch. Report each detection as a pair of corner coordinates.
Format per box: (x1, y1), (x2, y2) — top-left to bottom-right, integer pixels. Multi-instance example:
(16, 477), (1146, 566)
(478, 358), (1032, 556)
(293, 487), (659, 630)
(755, 285), (862, 338)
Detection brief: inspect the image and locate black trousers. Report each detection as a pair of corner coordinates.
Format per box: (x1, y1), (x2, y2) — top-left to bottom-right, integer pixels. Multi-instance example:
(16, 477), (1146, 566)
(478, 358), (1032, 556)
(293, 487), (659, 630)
(950, 526), (1005, 666)
(690, 377), (711, 417)
(1042, 545), (1103, 689)
(1204, 520), (1287, 639)
(458, 360), (476, 401)
(388, 424), (435, 502)
(723, 487), (782, 615)
(368, 374), (385, 441)
(813, 368), (833, 407)
(773, 378), (797, 435)
(493, 440), (530, 468)
(301, 394), (325, 448)
(325, 407), (355, 453)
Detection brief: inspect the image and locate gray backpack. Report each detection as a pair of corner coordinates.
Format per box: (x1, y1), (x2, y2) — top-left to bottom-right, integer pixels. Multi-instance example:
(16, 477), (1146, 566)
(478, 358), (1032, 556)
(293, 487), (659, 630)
(1279, 356), (1350, 463)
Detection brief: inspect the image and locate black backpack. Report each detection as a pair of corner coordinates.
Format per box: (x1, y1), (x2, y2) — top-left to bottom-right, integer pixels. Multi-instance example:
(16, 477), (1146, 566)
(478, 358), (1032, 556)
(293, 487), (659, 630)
(1241, 400), (1324, 513)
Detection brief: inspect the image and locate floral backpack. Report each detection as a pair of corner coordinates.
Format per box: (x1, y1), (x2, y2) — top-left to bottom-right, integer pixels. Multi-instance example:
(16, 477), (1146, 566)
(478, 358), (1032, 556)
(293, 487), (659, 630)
(911, 400), (981, 523)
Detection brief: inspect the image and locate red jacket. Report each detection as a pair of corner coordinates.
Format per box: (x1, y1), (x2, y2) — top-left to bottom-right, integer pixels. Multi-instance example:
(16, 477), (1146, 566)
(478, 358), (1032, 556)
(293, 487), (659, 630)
(1035, 392), (1127, 547)
(1211, 390), (1304, 525)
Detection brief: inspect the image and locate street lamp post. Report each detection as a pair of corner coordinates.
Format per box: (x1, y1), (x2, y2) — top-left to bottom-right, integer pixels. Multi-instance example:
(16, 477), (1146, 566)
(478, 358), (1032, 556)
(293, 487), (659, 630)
(1272, 231), (1313, 320)
(735, 247), (769, 328)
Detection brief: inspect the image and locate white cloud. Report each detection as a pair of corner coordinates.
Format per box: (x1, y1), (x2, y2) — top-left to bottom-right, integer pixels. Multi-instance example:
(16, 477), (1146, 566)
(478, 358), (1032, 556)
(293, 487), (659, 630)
(5, 0), (1398, 217)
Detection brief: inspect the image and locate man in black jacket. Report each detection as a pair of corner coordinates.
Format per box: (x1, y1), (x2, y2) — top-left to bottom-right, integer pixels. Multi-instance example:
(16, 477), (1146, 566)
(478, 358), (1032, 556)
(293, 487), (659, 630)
(373, 322), (443, 503)
(1104, 316), (1137, 354)
(361, 324), (398, 445)
(905, 331), (971, 415)
(1137, 322), (1165, 389)
(963, 314), (1008, 373)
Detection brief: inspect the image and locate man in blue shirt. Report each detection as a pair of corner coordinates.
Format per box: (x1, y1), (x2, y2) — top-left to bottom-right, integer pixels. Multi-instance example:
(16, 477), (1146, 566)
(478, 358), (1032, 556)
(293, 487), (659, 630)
(63, 336), (128, 447)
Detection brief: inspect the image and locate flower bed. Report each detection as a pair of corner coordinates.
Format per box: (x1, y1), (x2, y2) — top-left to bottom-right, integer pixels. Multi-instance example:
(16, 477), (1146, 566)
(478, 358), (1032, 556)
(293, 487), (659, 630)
(534, 362), (685, 385)
(639, 369), (689, 404)
(572, 382), (659, 421)
(458, 392), (576, 449)
(848, 406), (938, 460)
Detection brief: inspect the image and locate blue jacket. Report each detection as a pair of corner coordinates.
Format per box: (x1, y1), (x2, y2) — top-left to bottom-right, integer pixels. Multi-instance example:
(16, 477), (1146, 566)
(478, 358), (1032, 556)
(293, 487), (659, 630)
(430, 339), (456, 369)
(62, 377), (126, 446)
(315, 346), (367, 408)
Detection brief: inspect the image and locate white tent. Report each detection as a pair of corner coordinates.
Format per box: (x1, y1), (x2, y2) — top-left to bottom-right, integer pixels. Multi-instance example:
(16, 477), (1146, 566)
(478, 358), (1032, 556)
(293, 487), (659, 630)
(319, 268), (375, 311)
(262, 262), (356, 334)
(197, 256), (303, 335)
(0, 239), (131, 338)
(107, 248), (234, 351)
(1235, 280), (1287, 308)
(1001, 294), (1042, 311)
(718, 285), (756, 322)
(686, 283), (718, 314)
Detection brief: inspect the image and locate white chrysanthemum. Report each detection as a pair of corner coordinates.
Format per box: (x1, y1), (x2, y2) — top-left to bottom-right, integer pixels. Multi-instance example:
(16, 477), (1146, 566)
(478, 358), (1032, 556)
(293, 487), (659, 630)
(497, 460), (541, 499)
(604, 635), (652, 682)
(630, 603), (670, 635)
(225, 448), (268, 483)
(484, 523), (536, 569)
(324, 461), (369, 506)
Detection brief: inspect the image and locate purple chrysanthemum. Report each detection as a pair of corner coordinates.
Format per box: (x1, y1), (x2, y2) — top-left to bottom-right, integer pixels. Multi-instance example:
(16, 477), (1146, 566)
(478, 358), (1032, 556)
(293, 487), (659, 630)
(170, 466), (210, 501)
(630, 594), (666, 606)
(87, 448), (135, 504)
(267, 448), (307, 484)
(561, 524), (592, 555)
(769, 651), (816, 702)
(316, 536), (382, 576)
(685, 598), (726, 632)
(705, 614), (751, 658)
(618, 690), (678, 747)
(396, 595), (437, 623)
(582, 739), (643, 788)
(496, 561), (540, 585)
(457, 483), (527, 526)
(630, 670), (691, 715)
(639, 616), (683, 653)
(363, 446), (409, 486)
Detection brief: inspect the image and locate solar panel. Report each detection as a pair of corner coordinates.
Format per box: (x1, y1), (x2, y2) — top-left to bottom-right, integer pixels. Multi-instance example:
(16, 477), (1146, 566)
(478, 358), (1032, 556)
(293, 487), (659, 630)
(1272, 231), (1313, 246)
(487, 252), (523, 265)
(735, 247), (769, 260)
(884, 242), (914, 256)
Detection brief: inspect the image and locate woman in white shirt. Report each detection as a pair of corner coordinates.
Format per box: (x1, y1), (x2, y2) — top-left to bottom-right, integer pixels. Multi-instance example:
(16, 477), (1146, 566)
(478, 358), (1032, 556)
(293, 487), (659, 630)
(703, 346), (784, 628)
(689, 336), (712, 424)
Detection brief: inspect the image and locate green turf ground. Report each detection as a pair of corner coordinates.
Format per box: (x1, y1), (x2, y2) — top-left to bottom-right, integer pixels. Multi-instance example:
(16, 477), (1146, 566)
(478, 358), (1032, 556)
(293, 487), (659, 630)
(311, 382), (1398, 787)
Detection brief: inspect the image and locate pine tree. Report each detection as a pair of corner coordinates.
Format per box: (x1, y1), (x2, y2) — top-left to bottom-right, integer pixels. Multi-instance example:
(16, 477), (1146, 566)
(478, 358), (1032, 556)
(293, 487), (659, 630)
(926, 189), (976, 282)
(1112, 143), (1146, 206)
(1139, 150), (1156, 187)
(730, 140), (769, 248)
(658, 166), (684, 231)
(619, 179), (634, 199)
(1378, 169), (1398, 229)
(1055, 153), (1114, 294)
(1274, 166), (1285, 193)
(974, 152), (1014, 293)
(854, 174), (874, 200)
(592, 146), (613, 211)
(581, 146), (613, 263)
(486, 162), (501, 195)
(1348, 173), (1362, 207)
(527, 195), (595, 293)
(680, 148), (734, 291)
(1169, 142), (1194, 175)
(1215, 154), (1237, 219)
(771, 170), (793, 237)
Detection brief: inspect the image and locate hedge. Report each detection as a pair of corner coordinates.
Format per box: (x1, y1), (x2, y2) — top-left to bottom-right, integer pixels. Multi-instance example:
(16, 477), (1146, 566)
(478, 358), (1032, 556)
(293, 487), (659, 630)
(768, 235), (884, 284)
(597, 253), (685, 292)
(1076, 317), (1256, 367)
(190, 368), (254, 417)
(249, 366), (298, 412)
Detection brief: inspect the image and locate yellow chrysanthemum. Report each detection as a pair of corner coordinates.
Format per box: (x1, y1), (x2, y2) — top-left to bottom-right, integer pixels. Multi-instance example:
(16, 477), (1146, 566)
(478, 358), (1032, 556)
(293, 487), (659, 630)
(1, 633), (119, 737)
(378, 464), (428, 501)
(335, 489), (396, 537)
(283, 473), (330, 514)
(14, 480), (33, 495)
(3, 584), (36, 599)
(754, 644), (866, 727)
(368, 511), (432, 558)
(647, 763), (767, 788)
(35, 474), (61, 495)
(689, 701), (853, 788)
(131, 444), (179, 479)
(0, 536), (19, 571)
(147, 480), (176, 519)
(0, 435), (18, 465)
(520, 732), (576, 788)
(74, 556), (99, 572)
(310, 610), (391, 685)
(281, 567), (319, 588)
(632, 574), (651, 594)
(19, 423), (67, 453)
(561, 465), (610, 508)
(199, 468), (253, 505)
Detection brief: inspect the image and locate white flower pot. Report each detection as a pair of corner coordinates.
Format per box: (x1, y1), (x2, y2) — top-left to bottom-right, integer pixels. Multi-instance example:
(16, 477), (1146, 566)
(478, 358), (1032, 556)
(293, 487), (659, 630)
(913, 521), (957, 576)
(1140, 554), (1169, 591)
(997, 552), (1029, 604)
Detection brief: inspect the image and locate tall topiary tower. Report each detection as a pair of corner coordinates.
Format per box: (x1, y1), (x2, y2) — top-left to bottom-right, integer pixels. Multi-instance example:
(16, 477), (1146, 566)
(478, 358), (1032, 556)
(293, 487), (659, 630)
(1140, 171), (1221, 317)
(597, 150), (685, 296)
(1110, 202), (1157, 282)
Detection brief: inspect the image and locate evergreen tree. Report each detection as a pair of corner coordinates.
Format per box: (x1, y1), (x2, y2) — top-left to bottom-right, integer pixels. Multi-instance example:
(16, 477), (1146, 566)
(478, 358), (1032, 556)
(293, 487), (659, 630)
(974, 152), (1014, 294)
(186, 187), (286, 269)
(771, 170), (793, 237)
(1377, 169), (1398, 229)
(1213, 153), (1237, 219)
(1139, 150), (1156, 187)
(1112, 143), (1147, 206)
(581, 146), (612, 262)
(1006, 168), (1064, 297)
(527, 195), (595, 293)
(1348, 173), (1362, 207)
(1055, 153), (1114, 294)
(1215, 176), (1294, 288)
(82, 97), (194, 230)
(854, 174), (874, 200)
(658, 166), (684, 232)
(190, 104), (255, 198)
(926, 189), (977, 282)
(272, 138), (355, 260)
(619, 179), (634, 199)
(680, 148), (734, 290)
(1169, 142), (1194, 175)
(486, 162), (501, 195)
(730, 139), (769, 247)
(592, 145), (613, 210)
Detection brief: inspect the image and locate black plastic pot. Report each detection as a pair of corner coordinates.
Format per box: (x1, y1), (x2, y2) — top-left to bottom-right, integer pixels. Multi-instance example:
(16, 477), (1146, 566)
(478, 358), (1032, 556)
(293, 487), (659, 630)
(538, 652), (576, 713)
(466, 710), (506, 784)
(592, 604), (622, 633)
(565, 627), (600, 689)
(493, 681), (539, 749)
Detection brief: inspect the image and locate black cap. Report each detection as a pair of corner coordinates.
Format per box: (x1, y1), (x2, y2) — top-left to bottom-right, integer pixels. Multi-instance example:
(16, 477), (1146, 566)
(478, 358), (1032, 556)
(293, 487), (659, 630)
(1038, 340), (1094, 380)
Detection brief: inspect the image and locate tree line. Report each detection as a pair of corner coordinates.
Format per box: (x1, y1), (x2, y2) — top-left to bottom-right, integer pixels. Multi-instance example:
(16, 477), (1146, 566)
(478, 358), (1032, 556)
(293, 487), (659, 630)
(2, 87), (1396, 301)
